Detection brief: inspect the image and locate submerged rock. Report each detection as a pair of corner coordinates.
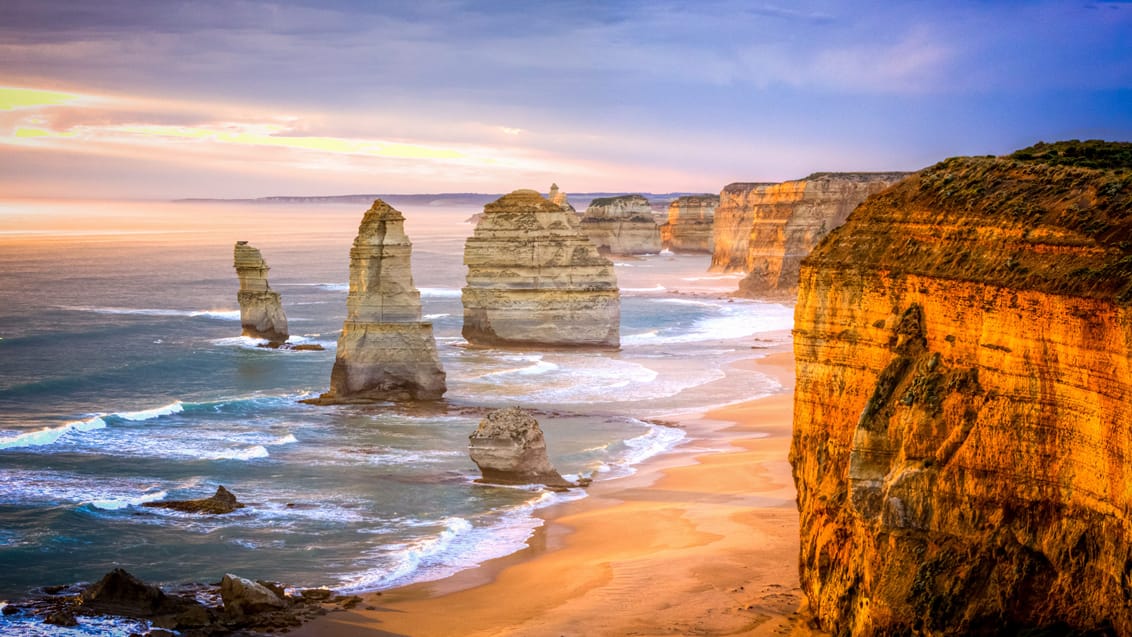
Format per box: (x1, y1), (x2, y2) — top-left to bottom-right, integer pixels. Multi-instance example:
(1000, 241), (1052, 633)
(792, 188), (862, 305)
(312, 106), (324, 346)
(233, 241), (289, 344)
(311, 199), (446, 403)
(141, 485), (245, 514)
(462, 189), (620, 349)
(792, 142), (1132, 635)
(469, 407), (573, 488)
(580, 194), (662, 255)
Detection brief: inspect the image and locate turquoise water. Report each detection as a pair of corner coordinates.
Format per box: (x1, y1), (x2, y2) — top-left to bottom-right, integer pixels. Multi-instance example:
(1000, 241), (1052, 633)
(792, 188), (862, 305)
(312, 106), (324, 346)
(0, 200), (792, 633)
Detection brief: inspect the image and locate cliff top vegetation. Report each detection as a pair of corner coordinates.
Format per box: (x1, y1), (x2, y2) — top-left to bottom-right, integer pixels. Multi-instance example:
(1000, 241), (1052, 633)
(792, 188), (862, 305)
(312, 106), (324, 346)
(806, 140), (1132, 304)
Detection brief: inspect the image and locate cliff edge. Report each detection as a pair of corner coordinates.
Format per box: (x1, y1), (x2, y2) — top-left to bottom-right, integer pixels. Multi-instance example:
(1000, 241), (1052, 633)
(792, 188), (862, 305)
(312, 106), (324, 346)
(792, 141), (1132, 635)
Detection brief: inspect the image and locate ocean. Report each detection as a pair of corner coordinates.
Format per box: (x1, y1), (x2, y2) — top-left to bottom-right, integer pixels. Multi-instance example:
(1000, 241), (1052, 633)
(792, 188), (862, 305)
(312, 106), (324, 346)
(0, 198), (792, 634)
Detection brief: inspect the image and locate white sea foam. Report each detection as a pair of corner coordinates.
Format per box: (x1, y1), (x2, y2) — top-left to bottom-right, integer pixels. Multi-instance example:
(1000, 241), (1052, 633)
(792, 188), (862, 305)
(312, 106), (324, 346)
(419, 287), (462, 298)
(618, 424), (687, 468)
(115, 401), (184, 421)
(621, 284), (667, 293)
(89, 490), (168, 511)
(622, 301), (793, 346)
(270, 434), (299, 445)
(422, 313), (449, 320)
(62, 306), (240, 320)
(0, 416), (107, 449)
(480, 355), (559, 379)
(681, 273), (744, 282)
(206, 445), (270, 461)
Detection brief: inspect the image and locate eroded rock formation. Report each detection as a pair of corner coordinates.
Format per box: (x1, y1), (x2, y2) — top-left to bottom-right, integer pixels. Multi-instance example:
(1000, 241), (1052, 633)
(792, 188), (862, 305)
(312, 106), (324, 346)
(142, 485), (245, 514)
(548, 182), (576, 214)
(468, 407), (572, 488)
(312, 199), (446, 403)
(792, 141), (1132, 636)
(660, 194), (719, 253)
(234, 241), (289, 343)
(708, 182), (776, 272)
(736, 173), (908, 298)
(462, 189), (620, 349)
(580, 194), (661, 255)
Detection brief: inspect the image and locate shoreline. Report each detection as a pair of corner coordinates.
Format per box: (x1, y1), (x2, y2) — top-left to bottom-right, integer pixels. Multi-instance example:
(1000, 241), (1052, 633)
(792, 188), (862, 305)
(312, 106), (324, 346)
(293, 346), (819, 636)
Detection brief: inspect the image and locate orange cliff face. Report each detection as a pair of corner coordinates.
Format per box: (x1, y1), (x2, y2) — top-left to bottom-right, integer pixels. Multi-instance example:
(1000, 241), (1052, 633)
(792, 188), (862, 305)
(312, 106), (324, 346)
(660, 194), (719, 253)
(791, 142), (1132, 635)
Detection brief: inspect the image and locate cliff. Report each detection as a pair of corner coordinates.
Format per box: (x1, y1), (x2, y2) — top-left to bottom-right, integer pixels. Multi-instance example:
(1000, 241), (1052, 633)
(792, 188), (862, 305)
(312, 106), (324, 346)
(312, 200), (446, 403)
(580, 194), (662, 255)
(660, 194), (718, 253)
(233, 241), (289, 344)
(791, 141), (1132, 636)
(735, 173), (909, 298)
(462, 189), (620, 349)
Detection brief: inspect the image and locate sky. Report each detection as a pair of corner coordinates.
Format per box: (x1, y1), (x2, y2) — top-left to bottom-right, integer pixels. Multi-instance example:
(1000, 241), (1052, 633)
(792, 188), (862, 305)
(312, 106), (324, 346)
(0, 0), (1130, 199)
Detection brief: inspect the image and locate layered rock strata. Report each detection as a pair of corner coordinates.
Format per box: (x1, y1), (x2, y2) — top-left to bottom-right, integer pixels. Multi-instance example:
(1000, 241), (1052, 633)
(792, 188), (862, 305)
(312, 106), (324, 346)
(462, 189), (620, 349)
(468, 407), (573, 488)
(313, 200), (446, 403)
(792, 142), (1132, 636)
(736, 173), (908, 298)
(233, 241), (289, 343)
(580, 194), (662, 255)
(660, 194), (719, 253)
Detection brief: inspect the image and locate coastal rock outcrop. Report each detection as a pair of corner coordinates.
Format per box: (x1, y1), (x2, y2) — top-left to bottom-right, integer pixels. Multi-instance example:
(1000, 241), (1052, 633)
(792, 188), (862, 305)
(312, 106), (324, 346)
(708, 182), (776, 272)
(142, 485), (245, 514)
(468, 407), (572, 488)
(580, 194), (662, 255)
(462, 189), (620, 349)
(234, 241), (289, 344)
(660, 194), (719, 253)
(312, 199), (446, 403)
(791, 141), (1132, 635)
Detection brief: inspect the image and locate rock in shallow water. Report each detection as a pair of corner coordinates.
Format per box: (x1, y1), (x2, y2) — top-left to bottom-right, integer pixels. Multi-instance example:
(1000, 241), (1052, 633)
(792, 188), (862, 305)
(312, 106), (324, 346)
(468, 407), (573, 488)
(233, 241), (289, 344)
(310, 199), (446, 403)
(141, 485), (245, 514)
(462, 189), (620, 349)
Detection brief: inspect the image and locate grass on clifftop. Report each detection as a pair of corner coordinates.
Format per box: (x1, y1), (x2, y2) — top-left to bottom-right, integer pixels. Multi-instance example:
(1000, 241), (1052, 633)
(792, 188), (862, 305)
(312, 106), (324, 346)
(806, 140), (1132, 304)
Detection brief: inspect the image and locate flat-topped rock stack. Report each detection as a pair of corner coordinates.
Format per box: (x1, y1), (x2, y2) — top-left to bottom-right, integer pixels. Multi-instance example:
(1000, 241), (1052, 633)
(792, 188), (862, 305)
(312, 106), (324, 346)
(311, 199), (446, 403)
(233, 241), (289, 344)
(580, 194), (661, 255)
(468, 407), (573, 489)
(660, 194), (719, 253)
(462, 189), (620, 349)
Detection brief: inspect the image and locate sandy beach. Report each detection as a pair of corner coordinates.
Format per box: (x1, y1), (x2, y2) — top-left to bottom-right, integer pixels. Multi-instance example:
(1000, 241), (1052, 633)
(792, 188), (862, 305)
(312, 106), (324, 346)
(293, 348), (818, 637)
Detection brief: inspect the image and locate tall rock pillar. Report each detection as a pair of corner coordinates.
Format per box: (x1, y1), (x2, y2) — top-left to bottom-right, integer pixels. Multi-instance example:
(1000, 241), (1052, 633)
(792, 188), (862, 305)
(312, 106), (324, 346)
(233, 241), (289, 344)
(313, 200), (446, 403)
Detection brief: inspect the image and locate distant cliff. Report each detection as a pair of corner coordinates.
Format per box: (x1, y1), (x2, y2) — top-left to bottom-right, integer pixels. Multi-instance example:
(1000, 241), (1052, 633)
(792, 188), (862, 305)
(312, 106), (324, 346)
(792, 141), (1132, 635)
(709, 174), (907, 292)
(660, 194), (718, 253)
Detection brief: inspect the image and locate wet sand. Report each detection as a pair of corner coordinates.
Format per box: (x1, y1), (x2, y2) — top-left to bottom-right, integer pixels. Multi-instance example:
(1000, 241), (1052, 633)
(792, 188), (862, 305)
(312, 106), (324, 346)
(292, 349), (818, 636)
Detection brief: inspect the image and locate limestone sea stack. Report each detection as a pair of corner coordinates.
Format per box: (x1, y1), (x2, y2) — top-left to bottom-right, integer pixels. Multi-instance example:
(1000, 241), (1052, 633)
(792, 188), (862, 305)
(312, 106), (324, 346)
(659, 194), (719, 253)
(580, 194), (662, 255)
(462, 189), (620, 349)
(233, 241), (289, 344)
(547, 182), (576, 213)
(312, 200), (446, 403)
(791, 141), (1132, 635)
(468, 407), (572, 488)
